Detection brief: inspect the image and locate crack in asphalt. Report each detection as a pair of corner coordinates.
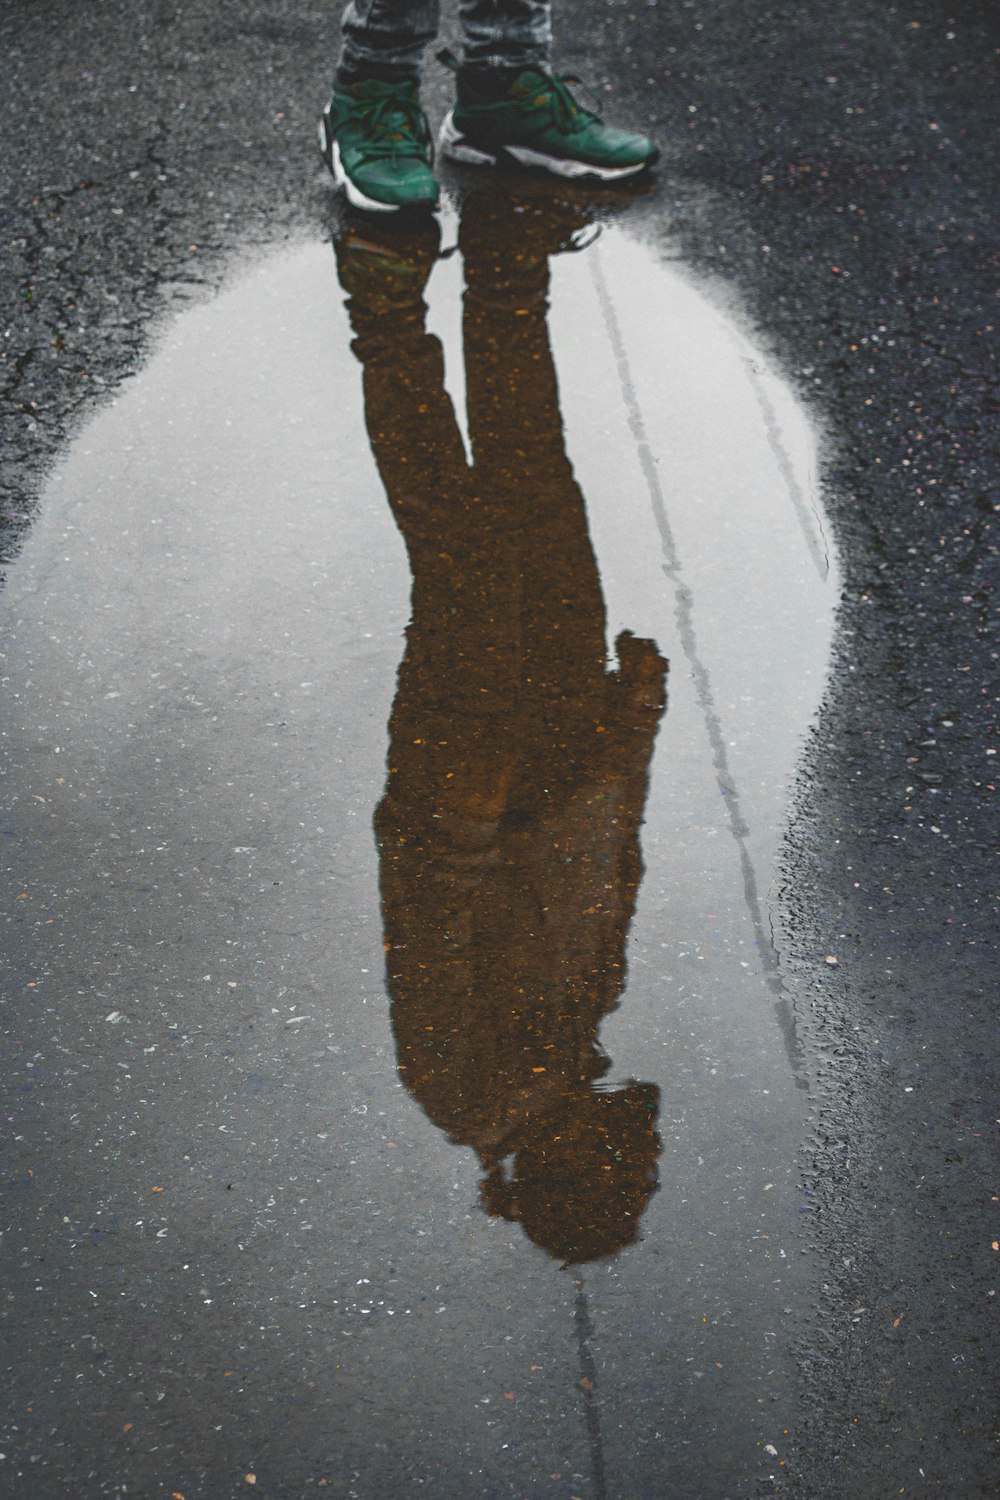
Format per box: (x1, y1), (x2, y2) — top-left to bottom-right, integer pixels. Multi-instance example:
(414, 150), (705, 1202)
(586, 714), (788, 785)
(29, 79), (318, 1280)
(591, 243), (808, 1085)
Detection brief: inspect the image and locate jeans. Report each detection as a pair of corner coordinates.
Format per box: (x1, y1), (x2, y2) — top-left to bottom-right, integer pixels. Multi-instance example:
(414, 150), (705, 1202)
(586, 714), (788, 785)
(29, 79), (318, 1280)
(336, 0), (551, 87)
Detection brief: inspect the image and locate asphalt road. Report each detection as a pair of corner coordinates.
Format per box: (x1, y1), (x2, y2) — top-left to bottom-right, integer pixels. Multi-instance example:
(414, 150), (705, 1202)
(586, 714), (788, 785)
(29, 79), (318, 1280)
(2, 1), (997, 1496)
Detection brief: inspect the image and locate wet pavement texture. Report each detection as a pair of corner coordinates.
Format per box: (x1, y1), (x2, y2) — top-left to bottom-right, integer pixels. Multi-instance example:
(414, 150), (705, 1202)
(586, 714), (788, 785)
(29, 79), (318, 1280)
(1, 2), (997, 1498)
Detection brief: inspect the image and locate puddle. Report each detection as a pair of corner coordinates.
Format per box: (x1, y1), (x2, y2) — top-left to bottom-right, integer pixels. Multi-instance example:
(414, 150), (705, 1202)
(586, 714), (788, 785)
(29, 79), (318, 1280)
(1, 189), (838, 1497)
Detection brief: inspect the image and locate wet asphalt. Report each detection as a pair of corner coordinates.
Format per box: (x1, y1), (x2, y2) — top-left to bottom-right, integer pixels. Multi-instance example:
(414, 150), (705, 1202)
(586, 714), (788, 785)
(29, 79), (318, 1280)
(1, 2), (997, 1498)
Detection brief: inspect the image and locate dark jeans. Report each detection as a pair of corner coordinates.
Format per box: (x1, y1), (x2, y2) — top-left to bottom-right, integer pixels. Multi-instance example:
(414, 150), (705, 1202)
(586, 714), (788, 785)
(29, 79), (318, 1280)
(336, 0), (551, 86)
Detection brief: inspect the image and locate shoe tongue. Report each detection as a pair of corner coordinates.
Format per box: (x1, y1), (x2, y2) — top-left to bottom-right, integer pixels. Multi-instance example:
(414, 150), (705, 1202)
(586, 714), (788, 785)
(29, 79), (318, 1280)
(352, 77), (419, 101)
(511, 67), (551, 90)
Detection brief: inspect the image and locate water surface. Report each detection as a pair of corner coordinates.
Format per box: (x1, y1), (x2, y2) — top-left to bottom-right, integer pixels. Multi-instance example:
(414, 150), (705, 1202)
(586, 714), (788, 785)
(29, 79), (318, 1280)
(1, 190), (838, 1498)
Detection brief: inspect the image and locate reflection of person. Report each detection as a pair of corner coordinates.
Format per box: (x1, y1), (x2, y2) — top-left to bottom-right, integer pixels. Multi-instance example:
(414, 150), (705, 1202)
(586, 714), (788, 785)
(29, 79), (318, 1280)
(319, 6), (659, 213)
(336, 190), (667, 1263)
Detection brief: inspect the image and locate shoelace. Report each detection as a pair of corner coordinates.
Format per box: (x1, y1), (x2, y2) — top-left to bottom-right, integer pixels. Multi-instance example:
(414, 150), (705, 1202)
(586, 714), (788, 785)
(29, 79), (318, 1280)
(348, 91), (429, 160)
(532, 72), (603, 133)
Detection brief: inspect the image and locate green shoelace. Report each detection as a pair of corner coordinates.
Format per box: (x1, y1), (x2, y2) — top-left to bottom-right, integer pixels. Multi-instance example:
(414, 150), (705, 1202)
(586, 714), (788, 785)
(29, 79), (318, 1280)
(345, 90), (429, 161)
(521, 72), (603, 132)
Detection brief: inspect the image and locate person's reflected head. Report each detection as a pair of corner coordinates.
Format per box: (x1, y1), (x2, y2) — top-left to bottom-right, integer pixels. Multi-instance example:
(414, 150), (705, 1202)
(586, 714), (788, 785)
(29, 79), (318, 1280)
(480, 1082), (661, 1265)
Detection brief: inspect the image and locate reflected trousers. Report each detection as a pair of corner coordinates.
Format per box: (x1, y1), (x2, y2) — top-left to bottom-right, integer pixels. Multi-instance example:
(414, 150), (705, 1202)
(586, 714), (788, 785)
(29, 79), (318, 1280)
(336, 0), (551, 86)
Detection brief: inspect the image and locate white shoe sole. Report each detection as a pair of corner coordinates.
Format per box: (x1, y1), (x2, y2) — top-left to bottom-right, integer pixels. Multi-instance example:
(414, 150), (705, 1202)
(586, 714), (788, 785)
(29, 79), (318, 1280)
(318, 116), (435, 214)
(438, 110), (650, 181)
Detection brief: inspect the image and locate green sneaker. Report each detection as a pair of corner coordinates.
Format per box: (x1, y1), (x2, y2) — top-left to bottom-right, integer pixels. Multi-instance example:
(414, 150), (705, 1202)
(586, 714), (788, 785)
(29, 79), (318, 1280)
(319, 79), (439, 213)
(438, 55), (659, 182)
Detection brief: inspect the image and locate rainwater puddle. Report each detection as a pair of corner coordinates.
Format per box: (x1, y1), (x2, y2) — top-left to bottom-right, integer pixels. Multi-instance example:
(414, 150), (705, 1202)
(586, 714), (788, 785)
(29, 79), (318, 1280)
(2, 193), (838, 1498)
